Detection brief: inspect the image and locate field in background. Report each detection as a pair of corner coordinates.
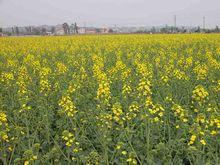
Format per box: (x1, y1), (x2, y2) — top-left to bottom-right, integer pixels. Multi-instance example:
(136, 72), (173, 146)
(0, 34), (220, 164)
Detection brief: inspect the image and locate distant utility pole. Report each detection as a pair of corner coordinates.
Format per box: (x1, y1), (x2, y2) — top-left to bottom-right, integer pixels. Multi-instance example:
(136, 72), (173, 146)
(173, 15), (177, 33)
(83, 22), (87, 34)
(174, 15), (177, 28)
(203, 16), (206, 29)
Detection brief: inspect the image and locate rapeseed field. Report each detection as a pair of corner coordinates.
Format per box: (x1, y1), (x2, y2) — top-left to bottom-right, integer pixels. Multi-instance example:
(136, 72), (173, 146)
(0, 34), (219, 164)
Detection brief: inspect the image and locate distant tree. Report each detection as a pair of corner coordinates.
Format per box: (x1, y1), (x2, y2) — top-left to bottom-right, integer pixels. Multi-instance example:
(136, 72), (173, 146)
(0, 27), (2, 33)
(214, 26), (219, 33)
(51, 26), (55, 34)
(15, 26), (19, 35)
(62, 23), (70, 35)
(41, 27), (47, 35)
(170, 26), (178, 33)
(96, 28), (100, 33)
(161, 27), (168, 33)
(182, 29), (187, 33)
(32, 27), (40, 35)
(6, 32), (12, 36)
(25, 26), (32, 35)
(74, 22), (78, 34)
(108, 29), (114, 33)
(151, 27), (156, 34)
(28, 26), (32, 34)
(195, 26), (201, 33)
(205, 29), (212, 33)
(11, 27), (15, 35)
(25, 27), (29, 34)
(70, 24), (74, 34)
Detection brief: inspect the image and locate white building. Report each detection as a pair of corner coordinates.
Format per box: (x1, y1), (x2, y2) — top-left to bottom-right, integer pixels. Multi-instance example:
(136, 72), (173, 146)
(100, 28), (110, 34)
(54, 25), (65, 35)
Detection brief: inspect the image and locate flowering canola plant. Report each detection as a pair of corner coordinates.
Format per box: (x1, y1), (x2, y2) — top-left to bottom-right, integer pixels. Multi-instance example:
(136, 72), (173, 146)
(0, 34), (219, 164)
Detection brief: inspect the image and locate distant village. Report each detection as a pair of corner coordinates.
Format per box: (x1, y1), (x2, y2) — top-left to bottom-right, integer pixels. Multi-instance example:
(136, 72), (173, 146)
(0, 22), (220, 36)
(0, 23), (114, 36)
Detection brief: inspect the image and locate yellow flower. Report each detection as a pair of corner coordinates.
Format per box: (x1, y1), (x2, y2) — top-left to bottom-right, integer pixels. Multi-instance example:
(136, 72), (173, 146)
(32, 156), (37, 160)
(116, 145), (121, 150)
(24, 161), (29, 165)
(188, 135), (197, 145)
(0, 112), (7, 123)
(8, 146), (13, 151)
(2, 133), (9, 142)
(210, 130), (217, 136)
(73, 148), (79, 153)
(199, 131), (204, 136)
(122, 151), (127, 155)
(200, 139), (206, 145)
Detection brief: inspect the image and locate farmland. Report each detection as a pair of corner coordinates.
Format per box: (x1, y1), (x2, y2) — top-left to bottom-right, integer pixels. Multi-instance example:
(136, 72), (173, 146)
(0, 34), (220, 164)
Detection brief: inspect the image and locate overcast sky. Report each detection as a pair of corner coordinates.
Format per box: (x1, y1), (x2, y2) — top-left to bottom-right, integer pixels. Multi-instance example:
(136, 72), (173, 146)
(0, 0), (220, 28)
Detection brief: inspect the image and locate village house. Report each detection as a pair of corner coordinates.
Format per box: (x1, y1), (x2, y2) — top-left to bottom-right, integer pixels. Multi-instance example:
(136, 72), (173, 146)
(100, 28), (110, 34)
(78, 27), (86, 34)
(54, 25), (65, 35)
(85, 28), (98, 34)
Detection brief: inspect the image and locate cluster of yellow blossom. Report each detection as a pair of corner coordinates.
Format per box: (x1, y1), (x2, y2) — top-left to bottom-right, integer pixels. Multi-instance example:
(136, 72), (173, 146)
(56, 62), (68, 75)
(126, 102), (139, 120)
(193, 63), (208, 80)
(173, 69), (188, 80)
(137, 78), (152, 97)
(39, 67), (51, 95)
(0, 72), (14, 86)
(148, 103), (165, 123)
(58, 95), (77, 117)
(171, 103), (188, 123)
(96, 112), (113, 129)
(62, 130), (81, 161)
(111, 102), (123, 125)
(62, 130), (76, 147)
(192, 85), (209, 103)
(188, 135), (197, 145)
(0, 111), (9, 143)
(23, 150), (38, 165)
(96, 73), (111, 106)
(16, 66), (30, 96)
(122, 83), (132, 98)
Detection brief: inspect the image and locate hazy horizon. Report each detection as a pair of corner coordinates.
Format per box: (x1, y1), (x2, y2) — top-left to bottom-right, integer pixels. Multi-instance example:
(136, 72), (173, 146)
(0, 0), (220, 28)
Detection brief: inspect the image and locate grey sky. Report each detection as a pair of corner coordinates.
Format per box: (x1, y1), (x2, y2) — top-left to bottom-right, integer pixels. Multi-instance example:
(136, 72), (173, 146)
(0, 0), (220, 28)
